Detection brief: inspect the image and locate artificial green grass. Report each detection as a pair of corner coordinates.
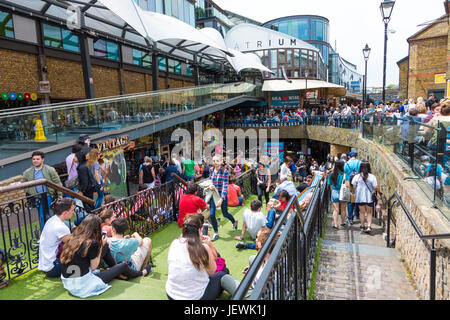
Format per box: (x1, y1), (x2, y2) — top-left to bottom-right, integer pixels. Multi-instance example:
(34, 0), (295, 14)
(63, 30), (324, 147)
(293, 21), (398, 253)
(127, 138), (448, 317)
(0, 196), (260, 300)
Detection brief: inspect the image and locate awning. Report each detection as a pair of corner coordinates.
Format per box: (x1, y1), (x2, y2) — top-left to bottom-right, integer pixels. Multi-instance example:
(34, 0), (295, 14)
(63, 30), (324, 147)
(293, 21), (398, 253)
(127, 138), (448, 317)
(262, 79), (347, 97)
(211, 82), (256, 94)
(199, 28), (274, 74)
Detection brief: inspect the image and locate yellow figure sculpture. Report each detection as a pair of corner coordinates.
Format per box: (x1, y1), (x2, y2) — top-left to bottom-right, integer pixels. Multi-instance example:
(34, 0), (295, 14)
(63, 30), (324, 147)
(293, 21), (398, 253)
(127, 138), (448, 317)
(34, 119), (47, 141)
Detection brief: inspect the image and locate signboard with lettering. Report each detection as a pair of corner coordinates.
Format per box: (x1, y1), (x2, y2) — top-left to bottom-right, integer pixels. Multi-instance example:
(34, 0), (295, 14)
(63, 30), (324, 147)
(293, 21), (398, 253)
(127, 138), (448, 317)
(270, 90), (300, 107)
(39, 81), (50, 94)
(435, 74), (446, 84)
(306, 91), (318, 99)
(95, 135), (132, 198)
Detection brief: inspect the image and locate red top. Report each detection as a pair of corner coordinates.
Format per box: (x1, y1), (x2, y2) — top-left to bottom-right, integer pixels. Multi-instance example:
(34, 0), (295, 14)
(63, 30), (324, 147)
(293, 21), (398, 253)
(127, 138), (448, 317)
(178, 194), (207, 228)
(227, 184), (241, 207)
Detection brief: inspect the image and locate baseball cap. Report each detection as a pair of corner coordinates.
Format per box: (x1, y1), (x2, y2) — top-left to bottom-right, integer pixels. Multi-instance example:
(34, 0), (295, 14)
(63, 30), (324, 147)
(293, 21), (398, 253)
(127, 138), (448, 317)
(348, 152), (357, 157)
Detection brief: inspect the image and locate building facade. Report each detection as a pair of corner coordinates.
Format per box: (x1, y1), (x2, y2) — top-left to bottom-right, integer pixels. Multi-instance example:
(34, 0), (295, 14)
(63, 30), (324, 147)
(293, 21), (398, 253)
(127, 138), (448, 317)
(262, 15), (362, 94)
(0, 0), (202, 110)
(397, 7), (449, 101)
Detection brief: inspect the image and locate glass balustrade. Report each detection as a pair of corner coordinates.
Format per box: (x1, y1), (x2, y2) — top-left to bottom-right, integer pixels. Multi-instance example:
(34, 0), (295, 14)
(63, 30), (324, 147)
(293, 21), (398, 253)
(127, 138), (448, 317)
(0, 82), (261, 160)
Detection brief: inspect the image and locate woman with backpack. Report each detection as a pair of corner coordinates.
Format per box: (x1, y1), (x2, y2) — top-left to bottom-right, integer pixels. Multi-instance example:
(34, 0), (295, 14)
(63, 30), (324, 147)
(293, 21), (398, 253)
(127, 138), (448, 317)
(139, 156), (156, 189)
(76, 151), (99, 212)
(351, 162), (383, 233)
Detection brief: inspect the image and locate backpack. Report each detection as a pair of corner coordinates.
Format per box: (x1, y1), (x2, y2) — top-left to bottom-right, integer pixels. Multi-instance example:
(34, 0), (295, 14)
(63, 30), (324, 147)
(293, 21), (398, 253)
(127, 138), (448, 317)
(142, 164), (154, 183)
(347, 160), (360, 184)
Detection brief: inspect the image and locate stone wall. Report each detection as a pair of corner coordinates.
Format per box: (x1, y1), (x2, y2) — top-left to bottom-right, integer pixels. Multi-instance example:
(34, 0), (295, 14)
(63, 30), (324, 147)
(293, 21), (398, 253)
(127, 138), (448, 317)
(0, 176), (25, 204)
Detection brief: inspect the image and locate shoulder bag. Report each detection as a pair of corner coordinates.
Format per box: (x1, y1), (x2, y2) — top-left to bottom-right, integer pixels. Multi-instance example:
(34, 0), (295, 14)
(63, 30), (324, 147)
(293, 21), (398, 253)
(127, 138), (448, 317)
(362, 176), (377, 202)
(339, 174), (351, 202)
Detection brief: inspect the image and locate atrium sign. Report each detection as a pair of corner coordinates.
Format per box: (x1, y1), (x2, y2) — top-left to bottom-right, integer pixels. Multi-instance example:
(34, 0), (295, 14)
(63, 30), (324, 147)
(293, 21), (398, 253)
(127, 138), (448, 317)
(225, 23), (319, 54)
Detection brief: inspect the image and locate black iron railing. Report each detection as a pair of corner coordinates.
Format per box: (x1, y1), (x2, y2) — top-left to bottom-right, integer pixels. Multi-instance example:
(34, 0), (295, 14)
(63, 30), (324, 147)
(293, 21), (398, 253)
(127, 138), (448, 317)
(92, 180), (184, 236)
(386, 192), (450, 300)
(232, 174), (329, 300)
(0, 180), (93, 287)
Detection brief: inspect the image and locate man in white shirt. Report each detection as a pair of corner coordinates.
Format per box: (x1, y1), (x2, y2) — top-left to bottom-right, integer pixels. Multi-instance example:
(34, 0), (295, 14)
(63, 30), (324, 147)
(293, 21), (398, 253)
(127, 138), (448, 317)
(273, 175), (299, 198)
(38, 198), (75, 277)
(234, 200), (267, 249)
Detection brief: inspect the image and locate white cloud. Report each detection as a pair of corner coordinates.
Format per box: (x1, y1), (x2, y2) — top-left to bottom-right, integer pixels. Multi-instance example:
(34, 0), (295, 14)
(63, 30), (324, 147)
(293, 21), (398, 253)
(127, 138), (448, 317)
(215, 0), (446, 88)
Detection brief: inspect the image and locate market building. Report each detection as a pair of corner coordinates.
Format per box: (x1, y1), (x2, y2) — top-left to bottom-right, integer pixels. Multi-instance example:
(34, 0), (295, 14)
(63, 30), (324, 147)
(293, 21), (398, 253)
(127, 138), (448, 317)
(397, 3), (449, 101)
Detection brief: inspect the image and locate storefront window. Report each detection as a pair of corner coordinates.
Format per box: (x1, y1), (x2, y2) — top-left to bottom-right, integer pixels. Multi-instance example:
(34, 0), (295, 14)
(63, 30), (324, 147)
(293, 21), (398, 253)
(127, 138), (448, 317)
(0, 10), (14, 38)
(159, 56), (167, 71)
(43, 23), (62, 48)
(61, 29), (79, 52)
(43, 23), (79, 52)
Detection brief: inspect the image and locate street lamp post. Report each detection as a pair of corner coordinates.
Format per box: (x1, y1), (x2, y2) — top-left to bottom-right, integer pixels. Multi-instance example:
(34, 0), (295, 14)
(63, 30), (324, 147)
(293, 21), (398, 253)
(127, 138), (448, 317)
(363, 44), (371, 106)
(380, 0), (395, 105)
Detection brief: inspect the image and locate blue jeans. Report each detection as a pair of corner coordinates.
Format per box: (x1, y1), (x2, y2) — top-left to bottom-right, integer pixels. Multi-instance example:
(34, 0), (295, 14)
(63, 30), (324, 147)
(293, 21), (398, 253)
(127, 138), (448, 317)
(245, 243), (256, 250)
(209, 197), (236, 233)
(37, 194), (53, 230)
(185, 176), (194, 182)
(95, 185), (105, 209)
(46, 258), (62, 278)
(266, 208), (277, 229)
(347, 202), (360, 221)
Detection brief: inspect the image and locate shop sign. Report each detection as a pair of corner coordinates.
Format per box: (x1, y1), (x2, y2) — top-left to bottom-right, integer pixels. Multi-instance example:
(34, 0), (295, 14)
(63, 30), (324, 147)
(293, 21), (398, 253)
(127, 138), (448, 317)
(306, 91), (318, 99)
(435, 74), (446, 84)
(97, 135), (131, 153)
(39, 81), (50, 93)
(271, 90), (300, 106)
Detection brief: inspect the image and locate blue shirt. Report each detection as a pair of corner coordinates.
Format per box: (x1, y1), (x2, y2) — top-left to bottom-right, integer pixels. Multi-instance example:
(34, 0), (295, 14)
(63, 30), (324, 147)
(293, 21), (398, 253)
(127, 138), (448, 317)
(108, 238), (140, 270)
(344, 158), (361, 181)
(426, 163), (442, 177)
(34, 168), (48, 194)
(327, 173), (344, 191)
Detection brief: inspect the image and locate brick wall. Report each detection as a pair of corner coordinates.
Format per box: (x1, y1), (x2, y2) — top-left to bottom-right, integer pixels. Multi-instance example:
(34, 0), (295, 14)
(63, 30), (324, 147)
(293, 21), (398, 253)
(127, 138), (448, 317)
(0, 176), (25, 204)
(398, 59), (409, 99)
(408, 37), (447, 99)
(0, 48), (40, 96)
(123, 70), (146, 94)
(92, 65), (121, 98)
(46, 56), (85, 100)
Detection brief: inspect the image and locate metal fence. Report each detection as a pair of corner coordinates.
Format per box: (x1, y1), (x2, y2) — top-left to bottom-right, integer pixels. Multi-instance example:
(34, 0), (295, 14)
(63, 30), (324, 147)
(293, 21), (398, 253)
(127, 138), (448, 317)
(232, 174), (329, 300)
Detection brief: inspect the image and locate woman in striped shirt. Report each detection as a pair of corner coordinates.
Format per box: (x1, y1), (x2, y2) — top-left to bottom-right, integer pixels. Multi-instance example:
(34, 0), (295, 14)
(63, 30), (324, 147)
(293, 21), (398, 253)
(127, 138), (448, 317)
(208, 155), (238, 241)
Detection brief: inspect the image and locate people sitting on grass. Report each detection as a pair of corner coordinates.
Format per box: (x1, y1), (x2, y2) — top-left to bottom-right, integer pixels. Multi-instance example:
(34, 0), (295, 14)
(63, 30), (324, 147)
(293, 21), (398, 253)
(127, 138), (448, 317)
(273, 175), (299, 199)
(100, 208), (115, 238)
(234, 200), (268, 250)
(220, 226), (280, 298)
(38, 198), (75, 278)
(177, 183), (208, 228)
(166, 214), (230, 300)
(60, 215), (151, 299)
(227, 176), (244, 207)
(107, 218), (153, 273)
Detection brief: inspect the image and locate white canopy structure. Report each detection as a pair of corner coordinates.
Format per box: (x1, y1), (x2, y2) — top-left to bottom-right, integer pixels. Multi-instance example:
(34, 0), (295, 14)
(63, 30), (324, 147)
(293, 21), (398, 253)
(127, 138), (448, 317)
(263, 79), (347, 96)
(98, 0), (273, 74)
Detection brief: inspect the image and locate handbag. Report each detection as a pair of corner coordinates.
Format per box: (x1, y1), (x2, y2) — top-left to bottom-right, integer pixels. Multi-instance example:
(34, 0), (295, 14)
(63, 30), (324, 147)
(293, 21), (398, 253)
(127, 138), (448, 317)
(363, 178), (377, 202)
(339, 175), (351, 202)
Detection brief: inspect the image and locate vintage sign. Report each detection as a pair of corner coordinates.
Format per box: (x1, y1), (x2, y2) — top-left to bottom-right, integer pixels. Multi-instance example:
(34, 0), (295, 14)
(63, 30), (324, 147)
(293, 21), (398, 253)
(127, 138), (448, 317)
(96, 135), (131, 153)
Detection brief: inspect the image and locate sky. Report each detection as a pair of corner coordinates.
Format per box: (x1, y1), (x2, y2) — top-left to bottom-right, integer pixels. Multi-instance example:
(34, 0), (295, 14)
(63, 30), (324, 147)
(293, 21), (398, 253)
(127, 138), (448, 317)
(214, 0), (447, 88)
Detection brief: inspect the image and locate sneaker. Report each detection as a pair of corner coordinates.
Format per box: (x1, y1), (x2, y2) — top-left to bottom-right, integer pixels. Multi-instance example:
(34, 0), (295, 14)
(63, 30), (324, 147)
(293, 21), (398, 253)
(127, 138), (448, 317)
(365, 226), (372, 233)
(235, 242), (246, 249)
(332, 226), (339, 231)
(360, 225), (365, 231)
(143, 265), (153, 277)
(211, 234), (220, 241)
(348, 220), (354, 225)
(232, 220), (238, 230)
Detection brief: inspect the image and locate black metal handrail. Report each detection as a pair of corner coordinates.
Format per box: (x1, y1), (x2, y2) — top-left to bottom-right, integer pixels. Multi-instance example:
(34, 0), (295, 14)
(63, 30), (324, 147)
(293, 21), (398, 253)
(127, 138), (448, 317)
(387, 192), (450, 300)
(232, 174), (328, 300)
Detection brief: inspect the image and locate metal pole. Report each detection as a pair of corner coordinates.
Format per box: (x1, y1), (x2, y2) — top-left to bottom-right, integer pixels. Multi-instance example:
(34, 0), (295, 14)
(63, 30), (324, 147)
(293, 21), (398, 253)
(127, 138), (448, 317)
(364, 60), (368, 106)
(387, 206), (391, 247)
(382, 22), (388, 105)
(430, 239), (436, 300)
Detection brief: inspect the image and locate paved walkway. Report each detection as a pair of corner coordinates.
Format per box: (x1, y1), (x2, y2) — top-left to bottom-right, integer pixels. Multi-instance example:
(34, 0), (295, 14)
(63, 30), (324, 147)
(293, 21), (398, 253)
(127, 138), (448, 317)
(313, 208), (420, 300)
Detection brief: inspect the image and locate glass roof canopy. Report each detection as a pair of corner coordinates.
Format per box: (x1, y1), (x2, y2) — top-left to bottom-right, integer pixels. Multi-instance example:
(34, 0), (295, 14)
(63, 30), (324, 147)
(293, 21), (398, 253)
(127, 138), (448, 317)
(0, 0), (232, 66)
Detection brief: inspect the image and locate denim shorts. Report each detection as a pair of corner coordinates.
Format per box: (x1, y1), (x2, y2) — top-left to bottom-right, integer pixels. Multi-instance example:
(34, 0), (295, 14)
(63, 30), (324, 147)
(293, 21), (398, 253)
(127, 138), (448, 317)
(331, 189), (345, 203)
